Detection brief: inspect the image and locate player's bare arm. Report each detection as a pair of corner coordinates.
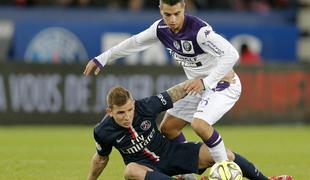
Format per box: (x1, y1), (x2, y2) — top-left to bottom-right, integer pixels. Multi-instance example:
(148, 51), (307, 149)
(183, 79), (205, 95)
(183, 71), (236, 95)
(166, 81), (189, 103)
(222, 70), (236, 84)
(87, 153), (109, 180)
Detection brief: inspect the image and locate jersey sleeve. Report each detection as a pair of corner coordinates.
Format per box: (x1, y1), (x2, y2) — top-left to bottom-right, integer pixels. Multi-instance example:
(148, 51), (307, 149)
(93, 130), (113, 156)
(196, 26), (239, 89)
(94, 20), (161, 68)
(138, 91), (173, 116)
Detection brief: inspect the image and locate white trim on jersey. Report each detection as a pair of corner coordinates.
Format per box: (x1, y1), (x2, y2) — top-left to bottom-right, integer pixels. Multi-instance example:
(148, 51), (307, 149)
(128, 126), (139, 139)
(144, 147), (160, 162)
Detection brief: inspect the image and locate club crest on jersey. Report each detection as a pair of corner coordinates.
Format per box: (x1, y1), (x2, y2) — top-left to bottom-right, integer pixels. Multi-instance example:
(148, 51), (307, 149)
(181, 40), (194, 54)
(173, 41), (180, 50)
(140, 120), (151, 131)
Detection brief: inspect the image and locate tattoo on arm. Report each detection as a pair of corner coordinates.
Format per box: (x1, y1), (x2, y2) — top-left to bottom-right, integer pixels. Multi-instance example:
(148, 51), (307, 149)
(167, 82), (187, 103)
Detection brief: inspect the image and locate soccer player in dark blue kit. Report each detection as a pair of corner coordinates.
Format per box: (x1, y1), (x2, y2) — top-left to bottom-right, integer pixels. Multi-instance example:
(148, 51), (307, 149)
(85, 79), (292, 180)
(87, 81), (216, 180)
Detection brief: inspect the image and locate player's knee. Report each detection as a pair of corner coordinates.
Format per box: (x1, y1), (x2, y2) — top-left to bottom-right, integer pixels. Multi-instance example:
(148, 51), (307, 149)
(124, 162), (140, 178)
(159, 120), (176, 137)
(159, 121), (169, 133)
(191, 118), (211, 134)
(160, 124), (181, 139)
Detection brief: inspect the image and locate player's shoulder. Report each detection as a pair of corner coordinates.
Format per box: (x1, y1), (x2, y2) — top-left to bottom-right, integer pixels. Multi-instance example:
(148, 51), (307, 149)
(146, 19), (165, 35)
(134, 98), (152, 114)
(186, 14), (209, 29)
(151, 19), (165, 29)
(94, 115), (117, 138)
(155, 19), (169, 30)
(135, 92), (172, 112)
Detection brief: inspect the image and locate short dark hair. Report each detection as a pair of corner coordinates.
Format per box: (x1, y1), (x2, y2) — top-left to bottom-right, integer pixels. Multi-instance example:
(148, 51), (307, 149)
(107, 86), (132, 109)
(159, 0), (184, 6)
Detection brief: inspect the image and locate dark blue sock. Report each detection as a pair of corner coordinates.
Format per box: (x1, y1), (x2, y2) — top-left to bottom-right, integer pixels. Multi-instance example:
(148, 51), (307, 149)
(145, 171), (175, 180)
(233, 152), (268, 180)
(171, 132), (186, 143)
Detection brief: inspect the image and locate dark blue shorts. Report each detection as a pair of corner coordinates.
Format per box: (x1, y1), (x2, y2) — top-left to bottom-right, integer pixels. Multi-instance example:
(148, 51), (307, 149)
(138, 141), (203, 176)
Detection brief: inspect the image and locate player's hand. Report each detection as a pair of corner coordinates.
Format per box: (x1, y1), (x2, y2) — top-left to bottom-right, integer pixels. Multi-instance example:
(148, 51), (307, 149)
(222, 70), (236, 84)
(83, 59), (101, 76)
(183, 79), (205, 96)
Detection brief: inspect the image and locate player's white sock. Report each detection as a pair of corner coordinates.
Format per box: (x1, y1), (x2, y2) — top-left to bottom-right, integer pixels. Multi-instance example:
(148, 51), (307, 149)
(208, 140), (227, 162)
(204, 129), (228, 162)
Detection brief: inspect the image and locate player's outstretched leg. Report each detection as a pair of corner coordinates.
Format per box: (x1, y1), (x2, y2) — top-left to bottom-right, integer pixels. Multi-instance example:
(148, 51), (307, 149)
(200, 151), (293, 180)
(232, 152), (268, 180)
(191, 118), (228, 162)
(231, 152), (293, 180)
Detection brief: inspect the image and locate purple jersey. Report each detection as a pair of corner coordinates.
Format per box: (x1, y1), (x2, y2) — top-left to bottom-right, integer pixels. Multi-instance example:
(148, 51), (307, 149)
(94, 14), (239, 89)
(157, 15), (205, 59)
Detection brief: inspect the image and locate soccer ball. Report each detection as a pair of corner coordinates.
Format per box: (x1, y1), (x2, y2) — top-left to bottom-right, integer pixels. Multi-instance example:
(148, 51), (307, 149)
(208, 161), (243, 180)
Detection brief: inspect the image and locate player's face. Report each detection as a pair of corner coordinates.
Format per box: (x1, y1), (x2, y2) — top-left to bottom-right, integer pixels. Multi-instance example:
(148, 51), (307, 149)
(107, 99), (135, 128)
(160, 2), (185, 33)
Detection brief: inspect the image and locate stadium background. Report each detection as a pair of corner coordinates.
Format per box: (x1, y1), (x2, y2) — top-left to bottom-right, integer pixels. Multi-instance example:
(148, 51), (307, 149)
(0, 0), (310, 179)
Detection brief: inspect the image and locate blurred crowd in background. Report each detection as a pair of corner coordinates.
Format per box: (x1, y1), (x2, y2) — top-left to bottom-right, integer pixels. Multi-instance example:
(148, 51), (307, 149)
(0, 0), (305, 65)
(0, 0), (297, 12)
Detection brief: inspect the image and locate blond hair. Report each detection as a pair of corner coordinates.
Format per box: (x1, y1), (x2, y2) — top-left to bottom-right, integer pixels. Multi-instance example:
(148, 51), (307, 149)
(107, 86), (132, 108)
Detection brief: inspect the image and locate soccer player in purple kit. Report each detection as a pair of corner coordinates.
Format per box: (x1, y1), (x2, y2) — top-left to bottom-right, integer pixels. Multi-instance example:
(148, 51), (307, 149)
(84, 0), (292, 179)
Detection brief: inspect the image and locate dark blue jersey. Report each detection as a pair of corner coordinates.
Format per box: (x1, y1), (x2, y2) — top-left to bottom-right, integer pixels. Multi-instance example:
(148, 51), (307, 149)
(94, 91), (173, 165)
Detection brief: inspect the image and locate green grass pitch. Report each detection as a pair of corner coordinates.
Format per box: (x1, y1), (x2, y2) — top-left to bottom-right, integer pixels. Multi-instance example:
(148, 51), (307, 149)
(0, 125), (309, 179)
